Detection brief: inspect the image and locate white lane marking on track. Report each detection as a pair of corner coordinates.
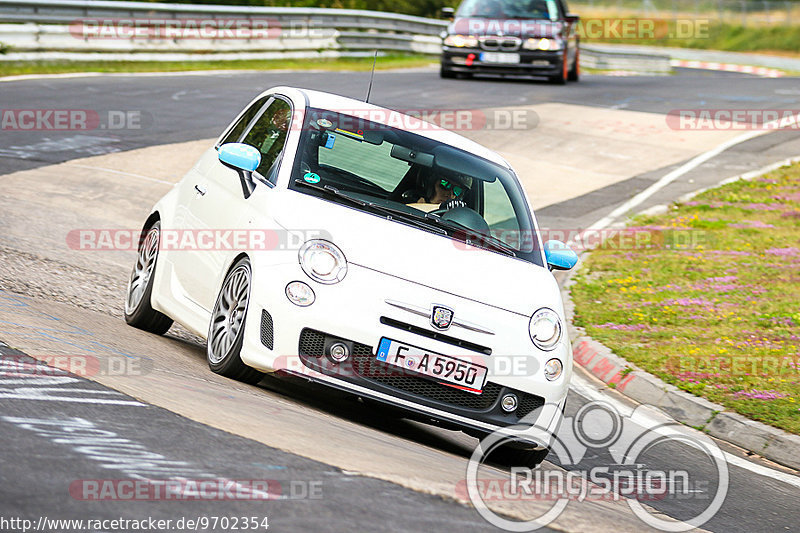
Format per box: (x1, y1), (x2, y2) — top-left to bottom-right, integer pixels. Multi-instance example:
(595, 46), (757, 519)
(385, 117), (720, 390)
(66, 164), (173, 185)
(583, 111), (800, 234)
(569, 372), (800, 490)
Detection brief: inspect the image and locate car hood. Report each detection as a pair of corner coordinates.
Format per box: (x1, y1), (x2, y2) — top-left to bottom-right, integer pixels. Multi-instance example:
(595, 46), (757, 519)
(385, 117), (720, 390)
(271, 191), (560, 317)
(449, 17), (563, 38)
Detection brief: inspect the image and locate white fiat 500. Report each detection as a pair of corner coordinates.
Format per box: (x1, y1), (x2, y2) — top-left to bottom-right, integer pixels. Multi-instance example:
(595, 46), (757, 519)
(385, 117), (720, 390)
(125, 86), (578, 466)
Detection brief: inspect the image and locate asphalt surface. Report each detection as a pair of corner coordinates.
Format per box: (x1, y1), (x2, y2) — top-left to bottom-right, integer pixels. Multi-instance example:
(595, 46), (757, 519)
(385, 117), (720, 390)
(0, 342), (516, 533)
(2, 67), (800, 174)
(1, 67), (800, 532)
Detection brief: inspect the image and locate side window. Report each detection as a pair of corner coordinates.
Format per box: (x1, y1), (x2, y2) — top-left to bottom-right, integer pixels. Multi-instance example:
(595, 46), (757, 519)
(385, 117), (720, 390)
(240, 98), (292, 182)
(219, 95), (271, 146)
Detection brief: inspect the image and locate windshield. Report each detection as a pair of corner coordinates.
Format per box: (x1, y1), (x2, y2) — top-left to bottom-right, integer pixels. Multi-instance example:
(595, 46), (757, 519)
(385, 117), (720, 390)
(455, 0), (560, 20)
(289, 107), (543, 266)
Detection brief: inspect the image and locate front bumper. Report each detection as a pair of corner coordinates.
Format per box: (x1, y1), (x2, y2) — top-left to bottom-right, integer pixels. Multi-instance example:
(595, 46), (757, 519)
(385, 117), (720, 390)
(442, 47), (564, 76)
(239, 261), (572, 446)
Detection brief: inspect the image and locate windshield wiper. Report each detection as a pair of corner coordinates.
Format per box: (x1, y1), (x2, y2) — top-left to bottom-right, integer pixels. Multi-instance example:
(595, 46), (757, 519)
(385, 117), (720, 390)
(294, 179), (447, 235)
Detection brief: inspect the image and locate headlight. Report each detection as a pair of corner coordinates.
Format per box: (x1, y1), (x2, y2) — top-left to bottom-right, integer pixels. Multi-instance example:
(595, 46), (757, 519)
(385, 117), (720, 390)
(522, 37), (563, 51)
(298, 240), (347, 284)
(529, 308), (562, 350)
(444, 34), (479, 48)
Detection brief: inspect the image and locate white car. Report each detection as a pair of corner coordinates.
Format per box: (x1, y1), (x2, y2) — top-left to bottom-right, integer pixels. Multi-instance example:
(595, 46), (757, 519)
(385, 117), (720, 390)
(124, 86), (578, 466)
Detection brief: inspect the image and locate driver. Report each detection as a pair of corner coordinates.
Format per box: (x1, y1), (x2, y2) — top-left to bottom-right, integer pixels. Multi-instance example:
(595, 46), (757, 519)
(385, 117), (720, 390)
(417, 173), (473, 208)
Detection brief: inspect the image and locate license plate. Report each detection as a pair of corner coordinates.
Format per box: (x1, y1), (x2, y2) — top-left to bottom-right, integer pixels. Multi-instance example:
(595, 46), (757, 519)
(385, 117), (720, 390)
(376, 338), (487, 394)
(480, 52), (520, 64)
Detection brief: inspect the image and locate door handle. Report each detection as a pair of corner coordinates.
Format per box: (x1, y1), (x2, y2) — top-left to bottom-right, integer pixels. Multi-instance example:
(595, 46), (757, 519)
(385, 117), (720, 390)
(194, 184), (207, 196)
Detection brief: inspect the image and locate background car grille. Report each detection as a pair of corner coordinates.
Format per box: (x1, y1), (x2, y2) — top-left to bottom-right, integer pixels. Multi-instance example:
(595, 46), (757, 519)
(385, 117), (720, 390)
(479, 36), (521, 51)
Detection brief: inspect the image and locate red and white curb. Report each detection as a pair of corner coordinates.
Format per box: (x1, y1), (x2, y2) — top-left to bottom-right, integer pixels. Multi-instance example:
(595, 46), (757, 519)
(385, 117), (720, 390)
(671, 59), (786, 77)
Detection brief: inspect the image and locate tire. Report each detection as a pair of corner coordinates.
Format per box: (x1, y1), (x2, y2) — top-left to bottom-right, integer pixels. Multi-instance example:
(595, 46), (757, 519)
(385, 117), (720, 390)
(548, 51), (568, 85)
(440, 65), (457, 79)
(207, 257), (265, 385)
(487, 443), (550, 468)
(124, 221), (173, 334)
(567, 48), (579, 82)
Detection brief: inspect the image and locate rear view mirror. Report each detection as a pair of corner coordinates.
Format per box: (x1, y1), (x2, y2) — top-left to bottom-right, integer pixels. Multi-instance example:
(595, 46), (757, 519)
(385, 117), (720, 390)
(543, 240), (578, 271)
(391, 145), (434, 167)
(441, 7), (455, 18)
(218, 143), (261, 199)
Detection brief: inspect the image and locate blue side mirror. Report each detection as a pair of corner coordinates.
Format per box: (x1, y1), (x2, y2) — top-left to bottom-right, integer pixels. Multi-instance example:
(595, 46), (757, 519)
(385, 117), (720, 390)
(544, 240), (578, 271)
(218, 143), (261, 173)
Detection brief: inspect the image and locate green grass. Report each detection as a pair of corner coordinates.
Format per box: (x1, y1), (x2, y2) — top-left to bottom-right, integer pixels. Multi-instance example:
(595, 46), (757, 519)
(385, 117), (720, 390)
(582, 20), (800, 54)
(0, 54), (435, 77)
(570, 163), (800, 434)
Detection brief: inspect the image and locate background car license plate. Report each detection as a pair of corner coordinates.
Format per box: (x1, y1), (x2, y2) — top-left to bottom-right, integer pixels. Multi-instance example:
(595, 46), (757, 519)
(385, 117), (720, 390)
(376, 338), (487, 393)
(480, 52), (520, 64)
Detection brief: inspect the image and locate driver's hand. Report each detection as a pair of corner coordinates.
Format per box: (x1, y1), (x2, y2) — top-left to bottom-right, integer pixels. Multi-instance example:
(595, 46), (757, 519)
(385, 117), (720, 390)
(439, 198), (467, 211)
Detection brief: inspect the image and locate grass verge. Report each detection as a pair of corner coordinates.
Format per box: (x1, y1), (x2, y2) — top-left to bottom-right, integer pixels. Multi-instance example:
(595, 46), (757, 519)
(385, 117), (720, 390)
(0, 54), (435, 77)
(582, 21), (800, 54)
(570, 163), (800, 434)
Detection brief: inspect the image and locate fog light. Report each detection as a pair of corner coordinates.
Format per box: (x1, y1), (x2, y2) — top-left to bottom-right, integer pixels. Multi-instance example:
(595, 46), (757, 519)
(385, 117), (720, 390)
(501, 393), (518, 412)
(544, 358), (563, 381)
(285, 281), (315, 307)
(327, 342), (350, 363)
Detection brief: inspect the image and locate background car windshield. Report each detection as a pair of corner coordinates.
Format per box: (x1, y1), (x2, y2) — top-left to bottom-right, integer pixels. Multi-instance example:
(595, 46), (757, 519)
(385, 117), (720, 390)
(290, 108), (541, 265)
(455, 0), (559, 20)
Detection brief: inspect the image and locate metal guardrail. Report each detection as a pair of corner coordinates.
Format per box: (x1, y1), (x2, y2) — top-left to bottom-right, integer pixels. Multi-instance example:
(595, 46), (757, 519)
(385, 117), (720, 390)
(0, 0), (447, 58)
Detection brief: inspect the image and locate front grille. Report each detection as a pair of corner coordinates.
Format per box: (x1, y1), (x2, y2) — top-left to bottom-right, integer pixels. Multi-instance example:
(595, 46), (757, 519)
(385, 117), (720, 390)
(517, 391), (545, 418)
(298, 328), (373, 358)
(260, 309), (274, 350)
(297, 328), (544, 420)
(380, 317), (491, 355)
(351, 352), (499, 410)
(299, 328), (326, 357)
(479, 36), (521, 51)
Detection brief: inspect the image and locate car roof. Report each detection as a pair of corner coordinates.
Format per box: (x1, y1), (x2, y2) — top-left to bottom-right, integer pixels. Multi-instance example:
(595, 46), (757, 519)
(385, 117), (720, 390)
(267, 86), (512, 170)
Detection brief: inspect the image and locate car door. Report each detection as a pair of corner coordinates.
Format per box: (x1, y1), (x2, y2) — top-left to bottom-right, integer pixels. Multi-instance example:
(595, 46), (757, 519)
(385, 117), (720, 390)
(179, 96), (293, 312)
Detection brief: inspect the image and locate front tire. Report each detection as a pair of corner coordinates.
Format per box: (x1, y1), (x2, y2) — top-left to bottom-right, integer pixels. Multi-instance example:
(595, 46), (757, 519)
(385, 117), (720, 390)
(207, 258), (265, 384)
(568, 48), (579, 82)
(548, 51), (568, 84)
(440, 65), (457, 78)
(124, 221), (173, 334)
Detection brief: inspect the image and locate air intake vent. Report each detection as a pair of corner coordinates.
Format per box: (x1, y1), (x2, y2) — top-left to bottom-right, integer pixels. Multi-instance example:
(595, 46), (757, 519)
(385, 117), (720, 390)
(260, 309), (274, 350)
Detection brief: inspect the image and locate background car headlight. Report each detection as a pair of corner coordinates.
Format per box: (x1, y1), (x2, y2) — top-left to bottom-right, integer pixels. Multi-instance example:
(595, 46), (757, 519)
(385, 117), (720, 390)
(529, 307), (562, 350)
(522, 37), (563, 51)
(444, 34), (479, 48)
(298, 240), (347, 284)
